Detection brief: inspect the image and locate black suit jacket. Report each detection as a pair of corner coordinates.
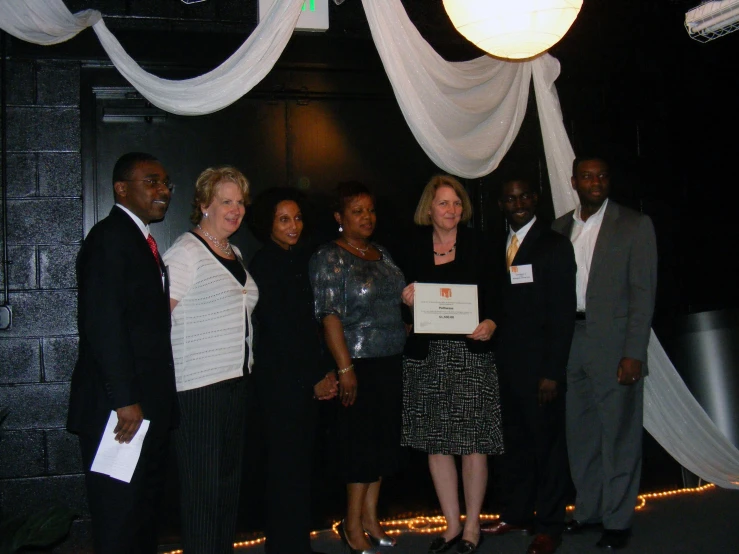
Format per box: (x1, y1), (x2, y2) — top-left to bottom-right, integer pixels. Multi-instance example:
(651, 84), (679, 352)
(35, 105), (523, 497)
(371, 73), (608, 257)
(68, 206), (178, 440)
(495, 218), (576, 387)
(400, 225), (500, 359)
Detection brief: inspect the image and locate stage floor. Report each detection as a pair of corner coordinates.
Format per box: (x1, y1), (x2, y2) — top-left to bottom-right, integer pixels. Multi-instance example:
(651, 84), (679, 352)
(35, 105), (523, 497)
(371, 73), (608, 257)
(41, 484), (739, 553)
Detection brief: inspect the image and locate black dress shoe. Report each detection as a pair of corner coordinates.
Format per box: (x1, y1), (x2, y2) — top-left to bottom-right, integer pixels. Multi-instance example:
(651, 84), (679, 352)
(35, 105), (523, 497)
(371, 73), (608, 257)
(526, 533), (562, 554)
(596, 529), (631, 549)
(455, 534), (483, 554)
(428, 531), (463, 553)
(564, 519), (602, 534)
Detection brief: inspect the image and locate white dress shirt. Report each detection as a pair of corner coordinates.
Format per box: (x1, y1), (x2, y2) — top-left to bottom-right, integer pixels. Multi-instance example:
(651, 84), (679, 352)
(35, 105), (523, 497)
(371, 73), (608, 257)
(115, 203), (150, 238)
(570, 199), (609, 312)
(116, 203), (164, 288)
(506, 215), (537, 251)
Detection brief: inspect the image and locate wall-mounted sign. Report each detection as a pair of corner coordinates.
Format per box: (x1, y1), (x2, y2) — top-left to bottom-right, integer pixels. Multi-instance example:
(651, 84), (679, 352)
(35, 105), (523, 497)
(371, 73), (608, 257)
(258, 0), (329, 32)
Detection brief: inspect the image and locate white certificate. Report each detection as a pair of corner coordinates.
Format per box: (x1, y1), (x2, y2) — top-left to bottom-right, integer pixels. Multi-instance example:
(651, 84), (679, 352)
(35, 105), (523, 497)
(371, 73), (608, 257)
(413, 283), (479, 334)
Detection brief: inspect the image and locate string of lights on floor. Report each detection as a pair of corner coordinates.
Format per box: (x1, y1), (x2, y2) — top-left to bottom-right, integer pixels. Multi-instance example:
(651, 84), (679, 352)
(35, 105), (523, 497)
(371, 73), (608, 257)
(161, 483), (716, 553)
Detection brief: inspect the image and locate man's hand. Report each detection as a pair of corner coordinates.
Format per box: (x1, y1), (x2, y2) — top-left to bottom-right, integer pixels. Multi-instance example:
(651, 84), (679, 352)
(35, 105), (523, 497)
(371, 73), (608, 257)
(617, 357), (643, 386)
(538, 378), (558, 405)
(114, 403), (144, 443)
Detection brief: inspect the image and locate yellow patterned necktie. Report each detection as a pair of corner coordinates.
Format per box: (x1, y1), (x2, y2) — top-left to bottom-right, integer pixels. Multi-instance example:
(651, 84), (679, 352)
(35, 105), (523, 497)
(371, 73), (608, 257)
(506, 234), (519, 270)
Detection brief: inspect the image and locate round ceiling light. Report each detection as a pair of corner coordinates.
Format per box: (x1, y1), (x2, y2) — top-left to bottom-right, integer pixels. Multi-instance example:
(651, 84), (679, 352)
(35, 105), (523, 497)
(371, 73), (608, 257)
(442, 0), (583, 60)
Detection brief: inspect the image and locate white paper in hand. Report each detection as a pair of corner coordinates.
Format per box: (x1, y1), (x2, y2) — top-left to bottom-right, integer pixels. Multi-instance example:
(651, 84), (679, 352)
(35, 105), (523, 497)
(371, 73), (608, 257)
(90, 411), (150, 483)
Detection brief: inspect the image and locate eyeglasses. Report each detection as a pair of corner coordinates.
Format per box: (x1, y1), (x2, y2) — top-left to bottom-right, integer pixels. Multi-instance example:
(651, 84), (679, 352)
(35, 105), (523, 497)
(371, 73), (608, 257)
(123, 178), (175, 192)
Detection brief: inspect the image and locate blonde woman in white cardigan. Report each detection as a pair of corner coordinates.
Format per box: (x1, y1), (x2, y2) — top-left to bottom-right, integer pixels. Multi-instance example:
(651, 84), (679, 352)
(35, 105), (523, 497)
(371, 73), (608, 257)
(163, 166), (258, 554)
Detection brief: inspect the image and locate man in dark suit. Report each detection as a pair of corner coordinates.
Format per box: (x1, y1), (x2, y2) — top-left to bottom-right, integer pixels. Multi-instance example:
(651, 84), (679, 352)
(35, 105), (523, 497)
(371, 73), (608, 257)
(67, 152), (178, 554)
(483, 180), (576, 554)
(552, 157), (657, 550)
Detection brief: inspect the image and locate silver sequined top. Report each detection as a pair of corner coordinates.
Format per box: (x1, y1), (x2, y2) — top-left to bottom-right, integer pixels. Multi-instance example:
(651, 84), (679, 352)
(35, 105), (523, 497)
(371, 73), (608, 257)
(309, 241), (406, 359)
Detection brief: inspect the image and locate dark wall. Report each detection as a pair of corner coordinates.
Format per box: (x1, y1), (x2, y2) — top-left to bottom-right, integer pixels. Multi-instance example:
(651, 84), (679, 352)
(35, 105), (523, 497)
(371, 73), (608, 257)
(0, 55), (86, 514)
(551, 0), (739, 319)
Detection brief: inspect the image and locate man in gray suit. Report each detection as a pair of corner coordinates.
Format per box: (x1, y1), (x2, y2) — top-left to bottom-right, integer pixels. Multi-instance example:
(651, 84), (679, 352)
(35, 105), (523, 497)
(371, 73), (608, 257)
(552, 156), (657, 550)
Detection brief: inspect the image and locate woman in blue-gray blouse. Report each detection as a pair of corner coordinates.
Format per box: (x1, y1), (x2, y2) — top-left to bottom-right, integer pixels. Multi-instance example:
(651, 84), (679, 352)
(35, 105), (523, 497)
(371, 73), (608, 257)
(309, 182), (406, 554)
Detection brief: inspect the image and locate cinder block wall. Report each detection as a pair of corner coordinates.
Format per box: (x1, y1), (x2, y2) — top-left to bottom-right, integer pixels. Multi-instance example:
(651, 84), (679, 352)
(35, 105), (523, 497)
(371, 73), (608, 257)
(0, 58), (88, 515)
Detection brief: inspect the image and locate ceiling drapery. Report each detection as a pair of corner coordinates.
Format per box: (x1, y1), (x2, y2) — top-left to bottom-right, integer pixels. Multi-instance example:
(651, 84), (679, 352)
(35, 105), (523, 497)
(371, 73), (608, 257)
(1, 0), (737, 488)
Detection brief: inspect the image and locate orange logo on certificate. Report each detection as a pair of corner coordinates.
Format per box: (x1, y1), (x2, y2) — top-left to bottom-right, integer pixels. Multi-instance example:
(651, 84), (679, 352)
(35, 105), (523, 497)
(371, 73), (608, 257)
(440, 287), (452, 298)
(510, 266), (518, 273)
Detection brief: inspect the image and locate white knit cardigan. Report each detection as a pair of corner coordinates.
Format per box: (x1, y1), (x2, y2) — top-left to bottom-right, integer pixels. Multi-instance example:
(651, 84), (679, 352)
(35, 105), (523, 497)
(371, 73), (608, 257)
(163, 233), (258, 392)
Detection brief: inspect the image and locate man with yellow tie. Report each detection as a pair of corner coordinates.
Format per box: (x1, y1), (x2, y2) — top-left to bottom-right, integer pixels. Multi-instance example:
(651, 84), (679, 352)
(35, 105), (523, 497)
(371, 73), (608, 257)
(483, 179), (576, 554)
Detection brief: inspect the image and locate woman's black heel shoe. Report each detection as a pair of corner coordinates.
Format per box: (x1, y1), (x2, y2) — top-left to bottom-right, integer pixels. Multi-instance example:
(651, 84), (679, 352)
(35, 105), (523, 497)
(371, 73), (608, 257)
(337, 520), (378, 554)
(428, 530), (463, 553)
(365, 528), (397, 548)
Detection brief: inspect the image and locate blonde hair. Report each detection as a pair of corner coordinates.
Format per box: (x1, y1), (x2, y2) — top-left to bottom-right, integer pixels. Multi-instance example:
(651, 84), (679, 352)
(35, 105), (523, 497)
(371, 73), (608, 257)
(413, 175), (473, 226)
(190, 166), (250, 225)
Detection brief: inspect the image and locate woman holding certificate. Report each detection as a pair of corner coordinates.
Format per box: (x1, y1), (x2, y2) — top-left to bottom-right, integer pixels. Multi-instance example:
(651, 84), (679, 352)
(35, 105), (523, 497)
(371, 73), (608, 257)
(309, 182), (406, 554)
(400, 175), (502, 554)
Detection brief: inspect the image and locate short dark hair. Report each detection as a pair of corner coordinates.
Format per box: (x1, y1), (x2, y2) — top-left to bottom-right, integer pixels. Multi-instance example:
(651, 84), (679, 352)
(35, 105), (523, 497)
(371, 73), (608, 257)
(333, 181), (374, 214)
(498, 178), (538, 200)
(249, 187), (307, 243)
(572, 155), (608, 177)
(112, 152), (159, 185)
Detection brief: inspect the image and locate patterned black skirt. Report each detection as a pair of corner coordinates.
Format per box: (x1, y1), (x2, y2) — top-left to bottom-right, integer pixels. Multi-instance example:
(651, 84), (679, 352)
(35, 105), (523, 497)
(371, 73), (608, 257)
(401, 339), (503, 455)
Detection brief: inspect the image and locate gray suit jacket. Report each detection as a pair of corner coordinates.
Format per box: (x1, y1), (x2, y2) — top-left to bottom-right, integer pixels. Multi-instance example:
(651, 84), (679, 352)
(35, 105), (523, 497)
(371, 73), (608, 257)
(552, 200), (657, 366)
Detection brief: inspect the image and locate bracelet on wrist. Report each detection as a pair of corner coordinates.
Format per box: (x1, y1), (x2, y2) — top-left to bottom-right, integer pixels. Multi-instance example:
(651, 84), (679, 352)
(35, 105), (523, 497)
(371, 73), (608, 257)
(337, 364), (354, 375)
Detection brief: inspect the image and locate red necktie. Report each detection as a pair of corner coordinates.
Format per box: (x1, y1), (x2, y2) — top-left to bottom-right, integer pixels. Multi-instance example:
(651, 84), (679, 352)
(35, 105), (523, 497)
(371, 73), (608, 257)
(146, 234), (160, 263)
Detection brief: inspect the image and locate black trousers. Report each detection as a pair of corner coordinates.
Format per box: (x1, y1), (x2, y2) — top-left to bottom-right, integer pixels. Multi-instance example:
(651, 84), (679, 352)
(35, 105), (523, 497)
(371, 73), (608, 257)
(175, 377), (248, 554)
(79, 428), (170, 554)
(494, 376), (569, 537)
(256, 374), (318, 554)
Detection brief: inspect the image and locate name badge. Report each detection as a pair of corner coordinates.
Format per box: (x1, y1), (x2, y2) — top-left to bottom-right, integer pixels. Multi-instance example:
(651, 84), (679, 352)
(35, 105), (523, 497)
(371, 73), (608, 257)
(510, 264), (534, 284)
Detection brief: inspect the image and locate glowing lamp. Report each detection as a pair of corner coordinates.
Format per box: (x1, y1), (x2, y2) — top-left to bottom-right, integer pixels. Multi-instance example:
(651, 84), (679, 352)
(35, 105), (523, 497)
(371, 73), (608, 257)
(442, 0), (583, 59)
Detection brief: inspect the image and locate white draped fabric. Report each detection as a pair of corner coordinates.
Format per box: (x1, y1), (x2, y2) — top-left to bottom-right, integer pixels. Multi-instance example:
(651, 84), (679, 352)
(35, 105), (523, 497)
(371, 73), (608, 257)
(361, 0), (532, 179)
(91, 0), (303, 115)
(1, 0), (738, 488)
(0, 0), (303, 115)
(645, 331), (739, 488)
(0, 0), (100, 45)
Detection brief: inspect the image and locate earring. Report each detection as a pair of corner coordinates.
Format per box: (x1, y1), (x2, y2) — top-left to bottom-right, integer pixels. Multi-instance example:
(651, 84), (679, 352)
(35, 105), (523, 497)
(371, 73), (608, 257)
(204, 212), (208, 218)
(338, 224), (343, 233)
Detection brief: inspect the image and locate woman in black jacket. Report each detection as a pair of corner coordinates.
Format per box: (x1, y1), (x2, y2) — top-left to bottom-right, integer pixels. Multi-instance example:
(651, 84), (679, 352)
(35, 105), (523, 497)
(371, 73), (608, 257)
(400, 175), (503, 554)
(248, 188), (337, 554)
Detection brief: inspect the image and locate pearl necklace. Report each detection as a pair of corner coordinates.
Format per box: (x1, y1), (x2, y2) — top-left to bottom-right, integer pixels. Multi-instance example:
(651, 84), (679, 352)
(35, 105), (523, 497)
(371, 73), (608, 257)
(197, 225), (233, 256)
(433, 242), (456, 257)
(345, 239), (370, 256)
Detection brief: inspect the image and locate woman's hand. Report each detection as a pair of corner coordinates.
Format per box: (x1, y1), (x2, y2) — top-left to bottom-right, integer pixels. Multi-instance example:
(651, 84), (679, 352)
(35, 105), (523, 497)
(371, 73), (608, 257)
(466, 319), (496, 341)
(314, 372), (338, 400)
(338, 368), (358, 407)
(401, 282), (416, 307)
